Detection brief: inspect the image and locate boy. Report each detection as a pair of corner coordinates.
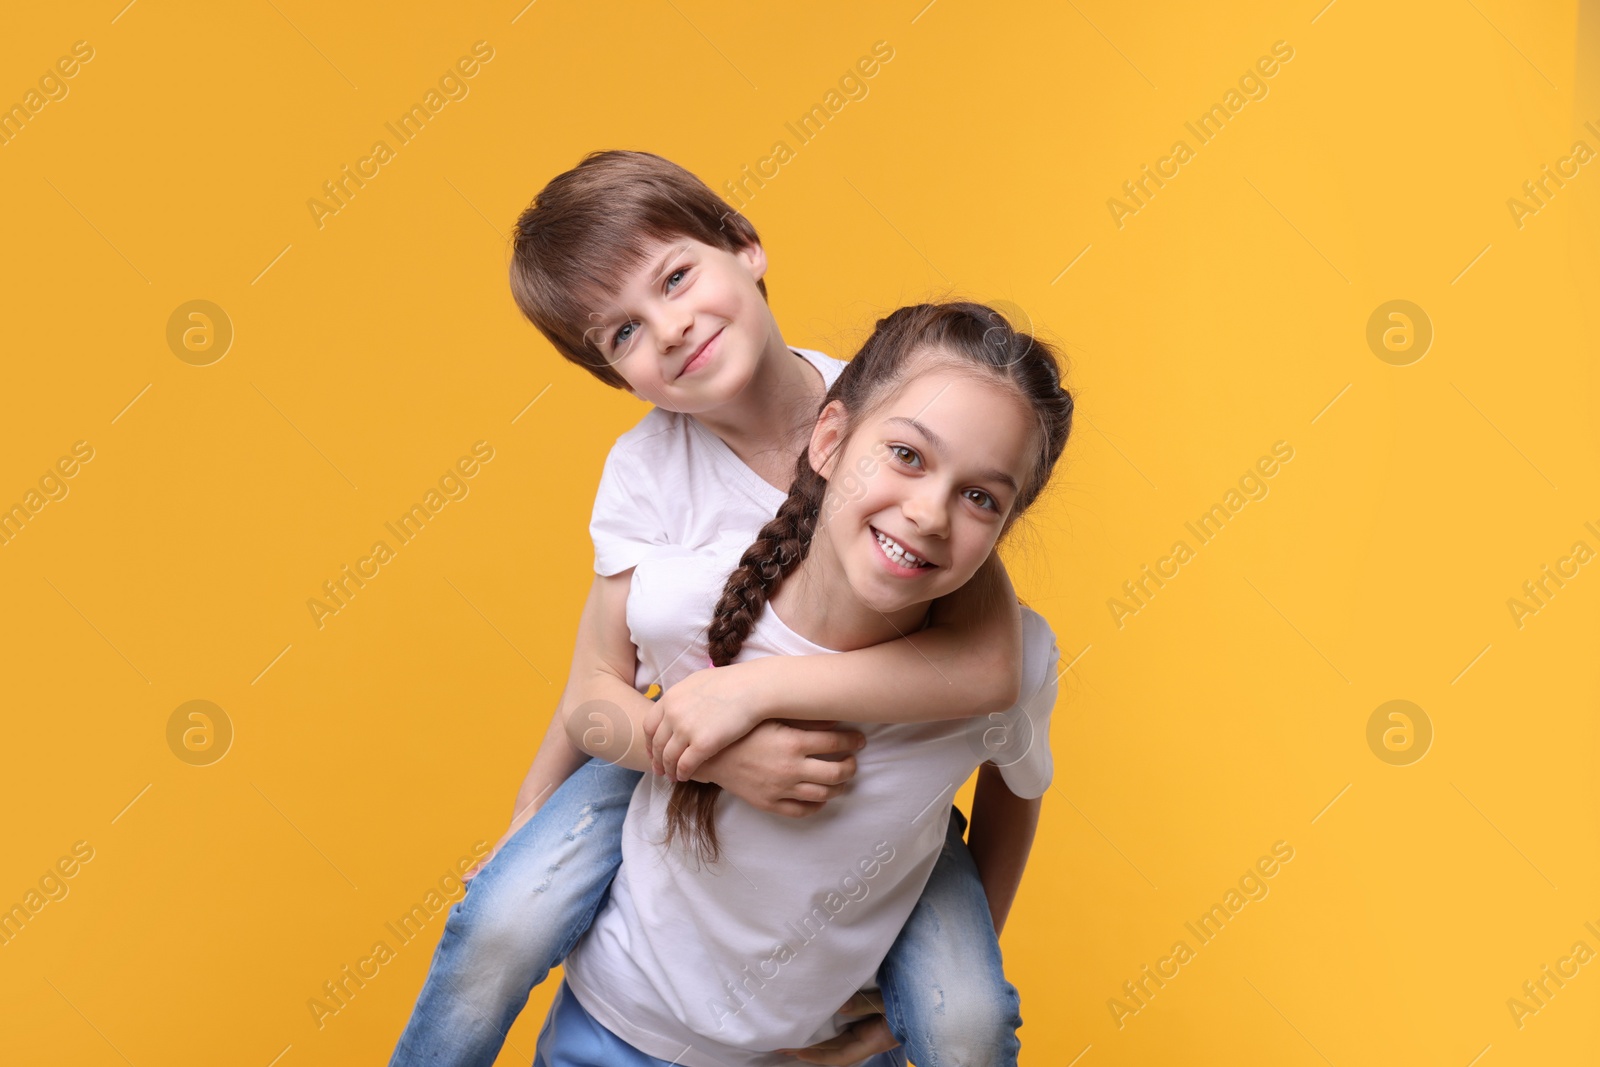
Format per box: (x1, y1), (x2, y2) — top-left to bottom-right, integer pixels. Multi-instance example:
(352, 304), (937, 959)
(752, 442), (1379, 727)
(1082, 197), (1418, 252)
(389, 151), (1046, 1066)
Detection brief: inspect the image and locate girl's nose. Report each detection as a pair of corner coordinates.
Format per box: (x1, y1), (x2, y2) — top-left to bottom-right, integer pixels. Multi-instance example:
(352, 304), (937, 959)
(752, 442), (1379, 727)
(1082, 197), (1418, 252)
(902, 488), (950, 538)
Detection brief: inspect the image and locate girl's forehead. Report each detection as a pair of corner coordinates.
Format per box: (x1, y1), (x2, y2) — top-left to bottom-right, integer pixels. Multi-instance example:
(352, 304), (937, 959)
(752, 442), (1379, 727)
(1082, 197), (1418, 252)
(876, 365), (1027, 421)
(865, 369), (1038, 475)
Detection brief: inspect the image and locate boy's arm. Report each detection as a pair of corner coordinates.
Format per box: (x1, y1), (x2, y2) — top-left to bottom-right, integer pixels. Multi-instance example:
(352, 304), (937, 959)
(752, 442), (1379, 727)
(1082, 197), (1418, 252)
(965, 762), (1042, 936)
(552, 571), (869, 808)
(467, 709), (590, 880)
(467, 575), (641, 878)
(511, 697), (591, 822)
(647, 552), (1023, 781)
(559, 570), (658, 772)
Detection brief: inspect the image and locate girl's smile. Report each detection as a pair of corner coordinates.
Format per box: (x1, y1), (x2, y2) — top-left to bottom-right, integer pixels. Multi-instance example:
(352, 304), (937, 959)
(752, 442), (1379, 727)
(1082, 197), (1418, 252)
(870, 526), (939, 575)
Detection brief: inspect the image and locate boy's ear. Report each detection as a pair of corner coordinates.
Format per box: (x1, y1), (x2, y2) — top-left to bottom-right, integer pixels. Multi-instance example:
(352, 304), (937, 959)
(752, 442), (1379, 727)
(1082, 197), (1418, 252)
(735, 240), (768, 283)
(807, 400), (847, 479)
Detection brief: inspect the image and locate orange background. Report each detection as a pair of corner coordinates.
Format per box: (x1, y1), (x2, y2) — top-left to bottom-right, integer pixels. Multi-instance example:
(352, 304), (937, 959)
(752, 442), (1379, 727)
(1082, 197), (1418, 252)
(1, 1), (1596, 1064)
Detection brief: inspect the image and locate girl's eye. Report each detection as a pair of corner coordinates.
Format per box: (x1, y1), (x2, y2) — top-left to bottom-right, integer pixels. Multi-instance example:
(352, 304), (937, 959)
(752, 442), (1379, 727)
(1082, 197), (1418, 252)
(666, 267), (688, 290)
(964, 488), (998, 512)
(889, 444), (922, 468)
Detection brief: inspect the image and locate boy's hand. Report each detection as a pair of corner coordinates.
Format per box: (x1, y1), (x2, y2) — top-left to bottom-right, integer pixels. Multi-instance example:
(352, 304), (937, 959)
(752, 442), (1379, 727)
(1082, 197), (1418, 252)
(646, 661), (773, 780)
(463, 815), (525, 884)
(694, 720), (863, 817)
(776, 991), (900, 1063)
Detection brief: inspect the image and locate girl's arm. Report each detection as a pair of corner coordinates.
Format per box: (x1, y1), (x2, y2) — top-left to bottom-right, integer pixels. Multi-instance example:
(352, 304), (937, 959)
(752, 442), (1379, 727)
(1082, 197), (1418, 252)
(528, 572), (865, 812)
(965, 763), (1042, 935)
(647, 551), (1023, 780)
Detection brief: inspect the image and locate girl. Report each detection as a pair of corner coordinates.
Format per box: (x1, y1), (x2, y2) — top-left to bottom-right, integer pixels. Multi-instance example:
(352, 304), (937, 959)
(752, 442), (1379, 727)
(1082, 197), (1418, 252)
(540, 302), (1074, 1065)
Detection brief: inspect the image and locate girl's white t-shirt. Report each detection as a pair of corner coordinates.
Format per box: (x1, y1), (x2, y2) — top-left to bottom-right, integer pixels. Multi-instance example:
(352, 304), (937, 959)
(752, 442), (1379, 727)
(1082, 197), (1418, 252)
(589, 347), (846, 577)
(561, 545), (1061, 1066)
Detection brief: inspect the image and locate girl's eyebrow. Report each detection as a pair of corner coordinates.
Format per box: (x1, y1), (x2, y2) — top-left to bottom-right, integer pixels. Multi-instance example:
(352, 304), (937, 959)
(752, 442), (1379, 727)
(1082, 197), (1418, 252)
(884, 416), (1019, 492)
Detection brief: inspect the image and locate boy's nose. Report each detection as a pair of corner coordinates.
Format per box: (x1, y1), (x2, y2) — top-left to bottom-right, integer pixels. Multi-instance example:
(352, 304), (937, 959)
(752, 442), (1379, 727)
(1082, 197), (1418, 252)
(653, 304), (694, 352)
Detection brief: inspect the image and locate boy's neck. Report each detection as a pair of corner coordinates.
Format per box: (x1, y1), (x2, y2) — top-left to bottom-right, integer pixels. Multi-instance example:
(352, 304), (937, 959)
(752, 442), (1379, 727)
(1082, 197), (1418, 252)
(691, 336), (825, 491)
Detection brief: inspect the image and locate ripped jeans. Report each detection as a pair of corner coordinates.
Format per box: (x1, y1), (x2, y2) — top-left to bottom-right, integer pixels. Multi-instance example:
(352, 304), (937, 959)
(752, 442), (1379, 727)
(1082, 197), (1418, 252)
(388, 758), (1021, 1066)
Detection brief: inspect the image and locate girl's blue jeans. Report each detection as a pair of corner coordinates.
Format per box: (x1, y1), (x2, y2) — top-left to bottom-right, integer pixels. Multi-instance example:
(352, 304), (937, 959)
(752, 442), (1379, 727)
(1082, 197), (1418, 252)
(387, 758), (1022, 1067)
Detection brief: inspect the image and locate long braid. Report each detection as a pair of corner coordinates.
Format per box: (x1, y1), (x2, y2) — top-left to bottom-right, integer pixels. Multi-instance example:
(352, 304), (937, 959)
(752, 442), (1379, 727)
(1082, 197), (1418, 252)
(664, 460), (827, 863)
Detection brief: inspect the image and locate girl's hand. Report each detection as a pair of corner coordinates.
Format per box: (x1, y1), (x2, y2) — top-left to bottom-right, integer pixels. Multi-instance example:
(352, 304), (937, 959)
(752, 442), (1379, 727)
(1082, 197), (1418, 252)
(646, 662), (772, 780)
(695, 720), (863, 817)
(776, 991), (900, 1064)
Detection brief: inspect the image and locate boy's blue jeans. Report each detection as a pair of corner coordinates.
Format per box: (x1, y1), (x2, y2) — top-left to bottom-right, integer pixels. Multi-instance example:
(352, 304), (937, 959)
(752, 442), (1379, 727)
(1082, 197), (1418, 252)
(534, 979), (906, 1067)
(388, 758), (1022, 1067)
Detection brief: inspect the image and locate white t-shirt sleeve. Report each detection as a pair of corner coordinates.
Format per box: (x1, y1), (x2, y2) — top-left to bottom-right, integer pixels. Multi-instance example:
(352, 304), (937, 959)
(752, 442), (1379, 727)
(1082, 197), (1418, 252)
(989, 608), (1060, 799)
(590, 439), (671, 576)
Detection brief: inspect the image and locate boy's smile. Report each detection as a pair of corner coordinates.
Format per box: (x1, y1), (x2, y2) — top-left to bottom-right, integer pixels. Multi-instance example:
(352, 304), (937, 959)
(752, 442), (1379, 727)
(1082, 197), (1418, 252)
(674, 325), (724, 380)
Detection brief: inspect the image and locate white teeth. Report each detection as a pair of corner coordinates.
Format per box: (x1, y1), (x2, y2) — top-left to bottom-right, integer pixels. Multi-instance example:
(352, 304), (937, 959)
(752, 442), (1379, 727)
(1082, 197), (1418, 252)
(874, 529), (929, 567)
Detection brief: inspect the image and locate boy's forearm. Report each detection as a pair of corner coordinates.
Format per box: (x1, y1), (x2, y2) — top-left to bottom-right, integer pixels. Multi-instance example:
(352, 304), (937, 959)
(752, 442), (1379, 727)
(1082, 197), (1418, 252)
(748, 553), (1023, 724)
(555, 568), (655, 772)
(966, 763), (1041, 936)
(562, 669), (658, 773)
(509, 706), (591, 826)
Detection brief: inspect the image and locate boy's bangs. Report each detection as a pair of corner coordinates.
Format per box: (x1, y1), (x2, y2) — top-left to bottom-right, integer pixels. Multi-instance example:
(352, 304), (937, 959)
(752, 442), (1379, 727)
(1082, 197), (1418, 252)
(540, 222), (659, 364)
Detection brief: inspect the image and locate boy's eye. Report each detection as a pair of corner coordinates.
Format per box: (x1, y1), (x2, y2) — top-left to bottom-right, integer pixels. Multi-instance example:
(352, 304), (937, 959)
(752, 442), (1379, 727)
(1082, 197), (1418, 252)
(888, 444), (922, 468)
(964, 488), (998, 512)
(666, 267), (688, 290)
(613, 321), (637, 348)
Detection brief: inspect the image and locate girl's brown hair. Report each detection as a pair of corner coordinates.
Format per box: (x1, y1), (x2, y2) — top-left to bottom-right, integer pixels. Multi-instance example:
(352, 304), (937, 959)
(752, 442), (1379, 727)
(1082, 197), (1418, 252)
(665, 302), (1075, 862)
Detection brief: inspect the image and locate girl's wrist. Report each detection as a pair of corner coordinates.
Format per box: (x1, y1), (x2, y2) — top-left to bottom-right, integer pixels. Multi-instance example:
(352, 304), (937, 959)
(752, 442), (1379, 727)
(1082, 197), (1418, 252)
(738, 655), (787, 724)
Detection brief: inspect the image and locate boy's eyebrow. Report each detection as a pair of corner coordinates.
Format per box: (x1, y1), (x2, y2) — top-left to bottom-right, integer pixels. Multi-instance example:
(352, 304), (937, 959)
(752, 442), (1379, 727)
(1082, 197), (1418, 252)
(884, 416), (1020, 492)
(646, 241), (694, 285)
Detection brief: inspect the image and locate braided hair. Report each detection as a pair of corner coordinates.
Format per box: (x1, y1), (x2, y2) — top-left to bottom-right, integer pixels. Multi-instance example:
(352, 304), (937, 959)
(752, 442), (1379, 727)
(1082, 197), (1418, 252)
(664, 302), (1075, 863)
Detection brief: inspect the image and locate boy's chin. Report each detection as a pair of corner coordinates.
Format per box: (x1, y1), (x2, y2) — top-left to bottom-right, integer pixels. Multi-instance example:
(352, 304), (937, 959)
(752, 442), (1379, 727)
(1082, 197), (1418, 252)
(672, 363), (758, 413)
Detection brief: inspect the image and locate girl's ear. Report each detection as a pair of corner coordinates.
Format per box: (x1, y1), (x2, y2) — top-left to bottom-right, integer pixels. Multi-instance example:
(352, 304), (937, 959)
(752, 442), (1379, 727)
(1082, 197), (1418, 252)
(736, 240), (768, 283)
(807, 400), (848, 479)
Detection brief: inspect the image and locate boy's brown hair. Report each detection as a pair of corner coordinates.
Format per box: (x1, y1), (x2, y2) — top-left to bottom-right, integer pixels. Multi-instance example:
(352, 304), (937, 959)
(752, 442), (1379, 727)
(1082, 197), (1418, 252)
(509, 150), (767, 389)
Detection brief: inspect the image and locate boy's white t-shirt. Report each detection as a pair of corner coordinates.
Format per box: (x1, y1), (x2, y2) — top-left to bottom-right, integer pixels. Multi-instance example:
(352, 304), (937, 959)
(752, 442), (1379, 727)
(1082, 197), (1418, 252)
(589, 347), (846, 576)
(561, 546), (1060, 1066)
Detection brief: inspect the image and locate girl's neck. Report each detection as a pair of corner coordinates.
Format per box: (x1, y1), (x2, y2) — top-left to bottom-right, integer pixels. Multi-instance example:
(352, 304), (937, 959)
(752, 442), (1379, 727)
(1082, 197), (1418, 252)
(691, 338), (824, 491)
(769, 540), (931, 653)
